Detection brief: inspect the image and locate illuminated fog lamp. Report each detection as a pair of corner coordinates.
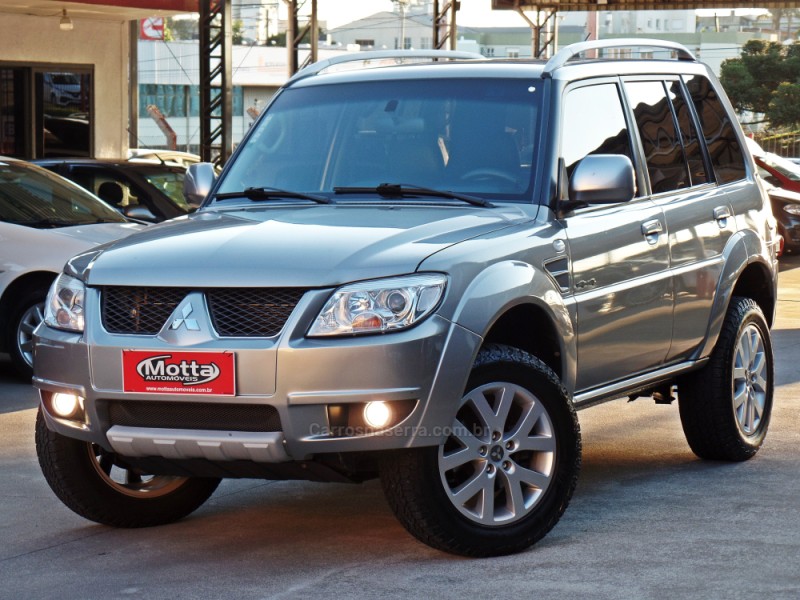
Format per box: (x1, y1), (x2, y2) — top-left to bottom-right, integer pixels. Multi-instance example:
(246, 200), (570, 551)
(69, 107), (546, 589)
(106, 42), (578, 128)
(363, 401), (392, 429)
(52, 392), (81, 418)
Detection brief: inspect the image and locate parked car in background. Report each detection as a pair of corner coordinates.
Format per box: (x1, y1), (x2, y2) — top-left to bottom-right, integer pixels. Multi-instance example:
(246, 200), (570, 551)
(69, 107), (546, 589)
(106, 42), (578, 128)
(0, 157), (143, 378)
(43, 73), (82, 107)
(33, 158), (191, 222)
(127, 149), (201, 169)
(760, 172), (800, 254)
(746, 137), (800, 194)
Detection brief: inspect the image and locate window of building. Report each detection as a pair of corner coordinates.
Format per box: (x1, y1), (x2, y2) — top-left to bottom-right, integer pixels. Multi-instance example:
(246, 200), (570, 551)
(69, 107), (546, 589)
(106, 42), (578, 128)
(506, 48), (520, 58)
(37, 70), (92, 157)
(355, 39), (374, 49)
(0, 68), (26, 157)
(139, 84), (244, 118)
(0, 64), (92, 159)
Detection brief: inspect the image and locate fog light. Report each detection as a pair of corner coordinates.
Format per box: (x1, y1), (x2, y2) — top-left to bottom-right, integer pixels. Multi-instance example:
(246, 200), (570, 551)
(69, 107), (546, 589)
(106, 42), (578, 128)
(363, 401), (392, 428)
(52, 393), (81, 418)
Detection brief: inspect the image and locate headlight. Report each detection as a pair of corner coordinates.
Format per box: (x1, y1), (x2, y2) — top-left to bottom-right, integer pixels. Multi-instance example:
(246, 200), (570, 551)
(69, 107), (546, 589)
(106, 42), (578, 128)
(783, 204), (800, 216)
(44, 273), (86, 333)
(308, 274), (446, 337)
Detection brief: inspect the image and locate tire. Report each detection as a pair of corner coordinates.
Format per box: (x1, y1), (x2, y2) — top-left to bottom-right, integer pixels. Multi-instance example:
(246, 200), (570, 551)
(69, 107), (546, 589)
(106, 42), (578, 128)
(678, 296), (774, 461)
(7, 288), (47, 380)
(380, 344), (581, 557)
(35, 409), (220, 527)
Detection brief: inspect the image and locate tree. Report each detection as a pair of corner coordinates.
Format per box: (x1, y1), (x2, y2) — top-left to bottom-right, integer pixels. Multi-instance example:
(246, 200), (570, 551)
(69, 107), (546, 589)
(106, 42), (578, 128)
(163, 16), (198, 41)
(232, 19), (245, 45)
(719, 40), (800, 125)
(767, 82), (800, 128)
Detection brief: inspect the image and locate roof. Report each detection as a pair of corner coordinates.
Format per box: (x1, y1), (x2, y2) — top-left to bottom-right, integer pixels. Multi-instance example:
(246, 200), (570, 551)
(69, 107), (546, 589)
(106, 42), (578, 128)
(287, 40), (706, 88)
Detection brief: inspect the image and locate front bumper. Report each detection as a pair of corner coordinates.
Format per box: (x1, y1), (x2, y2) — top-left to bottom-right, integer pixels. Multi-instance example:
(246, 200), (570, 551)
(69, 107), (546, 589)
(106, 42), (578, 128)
(34, 287), (481, 464)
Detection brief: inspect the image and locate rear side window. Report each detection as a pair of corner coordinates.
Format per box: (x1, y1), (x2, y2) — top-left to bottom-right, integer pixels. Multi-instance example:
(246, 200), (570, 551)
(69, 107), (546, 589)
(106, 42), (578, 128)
(667, 80), (710, 187)
(625, 80), (690, 194)
(683, 75), (746, 185)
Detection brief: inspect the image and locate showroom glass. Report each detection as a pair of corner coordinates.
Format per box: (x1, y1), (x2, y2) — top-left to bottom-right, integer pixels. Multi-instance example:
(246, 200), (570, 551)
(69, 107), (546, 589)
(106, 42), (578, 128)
(217, 78), (541, 200)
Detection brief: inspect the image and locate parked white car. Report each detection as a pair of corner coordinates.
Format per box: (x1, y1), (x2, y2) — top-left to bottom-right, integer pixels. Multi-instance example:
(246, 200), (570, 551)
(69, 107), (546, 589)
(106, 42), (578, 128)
(0, 157), (144, 378)
(127, 149), (201, 169)
(43, 73), (82, 107)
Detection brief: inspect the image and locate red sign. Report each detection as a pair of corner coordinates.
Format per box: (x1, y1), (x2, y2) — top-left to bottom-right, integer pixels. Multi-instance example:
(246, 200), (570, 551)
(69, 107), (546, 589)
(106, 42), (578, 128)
(140, 17), (165, 40)
(123, 350), (235, 395)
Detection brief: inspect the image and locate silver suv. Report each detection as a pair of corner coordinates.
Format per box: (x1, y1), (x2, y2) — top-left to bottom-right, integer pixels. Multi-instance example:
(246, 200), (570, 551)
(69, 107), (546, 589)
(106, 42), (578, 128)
(34, 40), (779, 557)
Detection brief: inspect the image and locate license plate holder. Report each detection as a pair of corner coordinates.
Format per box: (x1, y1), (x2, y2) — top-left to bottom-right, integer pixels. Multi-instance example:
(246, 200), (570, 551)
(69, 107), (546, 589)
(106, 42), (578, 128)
(122, 350), (235, 395)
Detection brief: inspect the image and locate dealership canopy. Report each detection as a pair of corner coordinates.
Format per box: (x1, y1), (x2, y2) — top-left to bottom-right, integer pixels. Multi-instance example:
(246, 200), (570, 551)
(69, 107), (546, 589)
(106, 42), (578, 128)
(0, 0), (197, 20)
(493, 0), (800, 11)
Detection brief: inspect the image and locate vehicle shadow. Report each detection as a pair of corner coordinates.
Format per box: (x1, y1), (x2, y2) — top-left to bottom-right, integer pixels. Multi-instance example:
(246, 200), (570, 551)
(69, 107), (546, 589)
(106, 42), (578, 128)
(7, 395), (797, 598)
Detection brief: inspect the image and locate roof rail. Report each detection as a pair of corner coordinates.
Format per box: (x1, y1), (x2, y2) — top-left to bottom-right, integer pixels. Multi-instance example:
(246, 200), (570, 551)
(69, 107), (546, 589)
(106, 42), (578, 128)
(542, 38), (696, 78)
(288, 49), (485, 83)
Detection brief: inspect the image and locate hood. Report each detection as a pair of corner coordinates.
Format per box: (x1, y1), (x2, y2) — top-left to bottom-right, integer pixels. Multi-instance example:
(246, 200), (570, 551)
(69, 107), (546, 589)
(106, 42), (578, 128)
(51, 222), (145, 245)
(0, 221), (144, 277)
(85, 204), (532, 287)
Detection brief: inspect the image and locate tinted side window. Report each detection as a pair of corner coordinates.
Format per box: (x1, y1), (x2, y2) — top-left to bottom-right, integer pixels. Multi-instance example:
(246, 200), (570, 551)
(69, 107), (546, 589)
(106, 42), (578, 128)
(625, 80), (689, 194)
(562, 83), (632, 176)
(667, 80), (710, 187)
(684, 75), (746, 185)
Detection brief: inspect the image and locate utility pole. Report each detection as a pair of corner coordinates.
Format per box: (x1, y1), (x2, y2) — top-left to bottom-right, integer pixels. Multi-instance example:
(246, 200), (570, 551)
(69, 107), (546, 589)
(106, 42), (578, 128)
(433, 0), (459, 50)
(199, 0), (233, 166)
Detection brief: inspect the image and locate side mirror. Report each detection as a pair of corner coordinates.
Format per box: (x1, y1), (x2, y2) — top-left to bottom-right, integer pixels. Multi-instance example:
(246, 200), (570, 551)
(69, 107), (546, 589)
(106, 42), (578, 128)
(568, 154), (635, 206)
(183, 162), (216, 208)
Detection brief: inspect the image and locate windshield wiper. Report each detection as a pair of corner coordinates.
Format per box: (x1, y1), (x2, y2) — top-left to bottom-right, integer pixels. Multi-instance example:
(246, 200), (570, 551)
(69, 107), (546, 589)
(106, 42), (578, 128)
(12, 218), (79, 229)
(333, 183), (493, 208)
(215, 186), (331, 204)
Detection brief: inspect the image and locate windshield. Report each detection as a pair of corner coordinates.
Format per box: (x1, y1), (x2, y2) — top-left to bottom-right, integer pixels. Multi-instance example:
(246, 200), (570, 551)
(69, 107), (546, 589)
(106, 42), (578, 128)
(0, 160), (126, 227)
(140, 169), (189, 209)
(217, 77), (541, 202)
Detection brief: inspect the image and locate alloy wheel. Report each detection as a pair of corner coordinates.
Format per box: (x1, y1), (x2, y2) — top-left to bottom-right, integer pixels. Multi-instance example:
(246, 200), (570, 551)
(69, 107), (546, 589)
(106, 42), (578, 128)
(438, 382), (556, 526)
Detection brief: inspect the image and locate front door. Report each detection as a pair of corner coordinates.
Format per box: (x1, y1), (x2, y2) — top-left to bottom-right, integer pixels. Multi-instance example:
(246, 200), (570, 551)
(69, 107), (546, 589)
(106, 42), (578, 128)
(560, 80), (673, 392)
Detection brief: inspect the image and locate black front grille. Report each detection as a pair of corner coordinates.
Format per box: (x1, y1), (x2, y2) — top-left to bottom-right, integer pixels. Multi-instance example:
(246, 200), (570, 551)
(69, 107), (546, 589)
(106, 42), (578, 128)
(102, 287), (185, 335)
(104, 400), (282, 432)
(100, 287), (307, 337)
(207, 288), (306, 337)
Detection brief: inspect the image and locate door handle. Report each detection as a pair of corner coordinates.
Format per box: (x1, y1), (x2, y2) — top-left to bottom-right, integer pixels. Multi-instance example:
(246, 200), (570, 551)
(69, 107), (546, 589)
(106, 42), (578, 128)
(641, 219), (663, 244)
(713, 206), (731, 227)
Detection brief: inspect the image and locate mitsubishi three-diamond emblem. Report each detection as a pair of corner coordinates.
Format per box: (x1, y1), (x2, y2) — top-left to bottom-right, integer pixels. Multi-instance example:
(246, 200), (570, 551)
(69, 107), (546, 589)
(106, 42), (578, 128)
(170, 302), (201, 331)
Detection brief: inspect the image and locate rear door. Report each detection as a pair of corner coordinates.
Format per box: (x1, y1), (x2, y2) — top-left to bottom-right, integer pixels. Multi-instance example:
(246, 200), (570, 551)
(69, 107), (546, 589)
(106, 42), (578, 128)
(625, 75), (741, 362)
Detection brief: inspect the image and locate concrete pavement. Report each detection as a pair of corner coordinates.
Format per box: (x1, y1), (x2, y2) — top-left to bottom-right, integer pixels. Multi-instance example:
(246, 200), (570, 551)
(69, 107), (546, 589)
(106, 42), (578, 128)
(1, 257), (799, 599)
